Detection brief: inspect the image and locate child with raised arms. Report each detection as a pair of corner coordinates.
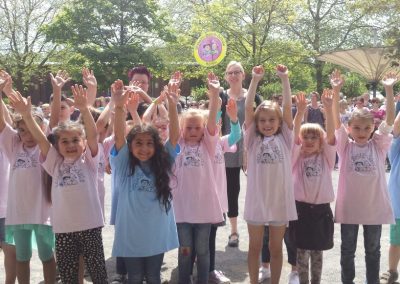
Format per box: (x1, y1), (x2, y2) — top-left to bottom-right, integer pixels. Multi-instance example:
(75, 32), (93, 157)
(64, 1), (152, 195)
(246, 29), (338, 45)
(244, 65), (297, 284)
(172, 72), (223, 284)
(8, 85), (108, 283)
(331, 70), (397, 284)
(290, 90), (336, 284)
(0, 75), (55, 283)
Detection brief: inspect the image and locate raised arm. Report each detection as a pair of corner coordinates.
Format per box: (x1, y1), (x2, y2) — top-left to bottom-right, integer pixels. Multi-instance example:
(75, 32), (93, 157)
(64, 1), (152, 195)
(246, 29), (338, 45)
(321, 89), (335, 145)
(166, 82), (180, 147)
(226, 98), (241, 146)
(126, 92), (141, 126)
(0, 71), (12, 131)
(96, 98), (114, 142)
(276, 65), (293, 129)
(82, 67), (98, 106)
(293, 92), (307, 144)
(142, 90), (166, 123)
(71, 85), (98, 157)
(112, 80), (129, 150)
(9, 92), (51, 156)
(329, 69), (345, 130)
(49, 70), (70, 129)
(245, 65), (264, 127)
(129, 81), (153, 104)
(382, 72), (398, 126)
(206, 72), (220, 135)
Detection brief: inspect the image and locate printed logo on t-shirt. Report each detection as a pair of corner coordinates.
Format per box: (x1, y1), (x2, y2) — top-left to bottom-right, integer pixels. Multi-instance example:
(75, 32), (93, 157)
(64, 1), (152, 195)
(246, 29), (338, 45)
(13, 152), (38, 170)
(57, 164), (85, 187)
(350, 152), (376, 173)
(303, 158), (322, 178)
(256, 141), (283, 164)
(182, 146), (203, 167)
(133, 170), (154, 192)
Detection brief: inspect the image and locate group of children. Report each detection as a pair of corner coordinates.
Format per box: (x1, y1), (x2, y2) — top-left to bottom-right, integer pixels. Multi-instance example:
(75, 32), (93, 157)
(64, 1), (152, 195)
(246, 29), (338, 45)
(0, 62), (399, 284)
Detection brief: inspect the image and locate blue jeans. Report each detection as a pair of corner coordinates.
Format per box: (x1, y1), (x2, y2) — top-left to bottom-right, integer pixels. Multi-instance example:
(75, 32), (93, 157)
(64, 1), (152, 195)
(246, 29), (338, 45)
(340, 224), (381, 284)
(177, 223), (211, 284)
(123, 253), (164, 284)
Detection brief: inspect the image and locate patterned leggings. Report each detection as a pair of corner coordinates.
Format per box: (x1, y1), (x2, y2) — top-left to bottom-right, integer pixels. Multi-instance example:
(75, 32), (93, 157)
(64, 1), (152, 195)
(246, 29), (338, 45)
(297, 249), (323, 284)
(55, 227), (108, 284)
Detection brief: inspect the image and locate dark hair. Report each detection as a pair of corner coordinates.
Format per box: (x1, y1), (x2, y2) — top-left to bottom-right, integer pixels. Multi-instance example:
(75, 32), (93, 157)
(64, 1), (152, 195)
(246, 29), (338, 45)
(128, 66), (152, 82)
(126, 123), (173, 212)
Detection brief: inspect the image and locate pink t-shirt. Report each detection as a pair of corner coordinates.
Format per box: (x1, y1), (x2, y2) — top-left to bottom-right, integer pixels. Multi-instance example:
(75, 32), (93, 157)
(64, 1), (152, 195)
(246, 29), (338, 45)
(335, 124), (394, 224)
(243, 122), (297, 223)
(292, 141), (336, 204)
(42, 146), (104, 233)
(0, 150), (10, 218)
(213, 136), (237, 213)
(0, 125), (51, 225)
(172, 129), (224, 223)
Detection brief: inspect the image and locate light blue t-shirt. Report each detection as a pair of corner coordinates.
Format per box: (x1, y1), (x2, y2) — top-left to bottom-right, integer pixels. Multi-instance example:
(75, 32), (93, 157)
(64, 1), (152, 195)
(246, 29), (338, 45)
(110, 142), (179, 257)
(389, 137), (400, 219)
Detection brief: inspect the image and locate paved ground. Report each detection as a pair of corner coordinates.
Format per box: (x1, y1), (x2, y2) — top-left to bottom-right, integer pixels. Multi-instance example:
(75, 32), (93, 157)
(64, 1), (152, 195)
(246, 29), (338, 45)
(0, 171), (393, 283)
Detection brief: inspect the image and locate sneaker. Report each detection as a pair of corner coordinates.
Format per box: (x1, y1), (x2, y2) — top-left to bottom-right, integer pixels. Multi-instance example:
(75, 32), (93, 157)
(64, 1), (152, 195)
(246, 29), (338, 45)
(258, 267), (271, 283)
(228, 233), (239, 247)
(380, 270), (399, 284)
(110, 274), (127, 284)
(209, 270), (231, 283)
(288, 271), (299, 284)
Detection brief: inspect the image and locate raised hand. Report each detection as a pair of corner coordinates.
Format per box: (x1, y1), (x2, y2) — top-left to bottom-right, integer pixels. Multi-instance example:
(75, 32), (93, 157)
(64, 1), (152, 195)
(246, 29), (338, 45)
(330, 69), (345, 92)
(252, 65), (265, 82)
(71, 85), (88, 111)
(166, 82), (180, 106)
(111, 79), (125, 106)
(126, 91), (140, 113)
(50, 70), (70, 90)
(8, 91), (31, 117)
(321, 88), (334, 109)
(382, 72), (399, 87)
(0, 70), (9, 93)
(276, 64), (288, 80)
(207, 72), (220, 96)
(296, 92), (307, 113)
(82, 67), (97, 89)
(170, 71), (183, 86)
(1, 71), (14, 96)
(226, 98), (238, 123)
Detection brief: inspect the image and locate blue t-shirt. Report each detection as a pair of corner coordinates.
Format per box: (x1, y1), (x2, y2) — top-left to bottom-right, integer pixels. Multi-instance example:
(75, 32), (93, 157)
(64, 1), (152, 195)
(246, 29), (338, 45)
(110, 141), (179, 257)
(389, 137), (400, 219)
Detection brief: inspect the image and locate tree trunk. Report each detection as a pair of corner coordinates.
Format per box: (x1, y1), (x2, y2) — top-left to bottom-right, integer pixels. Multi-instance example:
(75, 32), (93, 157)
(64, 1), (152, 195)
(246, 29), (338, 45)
(315, 60), (324, 94)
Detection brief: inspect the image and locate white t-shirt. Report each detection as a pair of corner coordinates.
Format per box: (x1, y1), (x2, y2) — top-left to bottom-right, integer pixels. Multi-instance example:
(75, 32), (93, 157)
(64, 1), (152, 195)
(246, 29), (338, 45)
(42, 146), (104, 233)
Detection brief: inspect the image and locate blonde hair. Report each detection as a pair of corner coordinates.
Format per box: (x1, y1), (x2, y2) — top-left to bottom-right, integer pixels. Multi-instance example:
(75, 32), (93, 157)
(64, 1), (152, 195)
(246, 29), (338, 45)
(348, 108), (374, 125)
(179, 108), (208, 129)
(299, 123), (325, 154)
(225, 61), (244, 73)
(254, 100), (282, 136)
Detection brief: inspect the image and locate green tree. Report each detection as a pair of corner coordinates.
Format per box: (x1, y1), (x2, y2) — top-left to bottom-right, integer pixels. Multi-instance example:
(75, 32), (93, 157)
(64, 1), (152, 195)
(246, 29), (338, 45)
(284, 0), (381, 93)
(44, 0), (174, 90)
(0, 0), (61, 92)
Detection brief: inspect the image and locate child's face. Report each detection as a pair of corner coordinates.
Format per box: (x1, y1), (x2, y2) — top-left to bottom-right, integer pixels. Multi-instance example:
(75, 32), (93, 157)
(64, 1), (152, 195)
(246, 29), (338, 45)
(130, 132), (155, 162)
(59, 101), (74, 122)
(300, 133), (321, 155)
(182, 116), (204, 145)
(256, 109), (280, 137)
(16, 121), (37, 148)
(348, 118), (374, 144)
(57, 130), (86, 161)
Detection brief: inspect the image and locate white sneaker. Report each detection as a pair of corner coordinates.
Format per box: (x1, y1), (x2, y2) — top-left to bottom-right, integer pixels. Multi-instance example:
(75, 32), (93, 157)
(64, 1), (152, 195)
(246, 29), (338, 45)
(288, 271), (300, 284)
(209, 270), (231, 283)
(258, 267), (271, 283)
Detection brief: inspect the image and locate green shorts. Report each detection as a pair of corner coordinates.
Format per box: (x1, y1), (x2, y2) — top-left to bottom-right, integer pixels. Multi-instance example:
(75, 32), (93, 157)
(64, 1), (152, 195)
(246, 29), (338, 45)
(6, 224), (55, 262)
(390, 219), (400, 246)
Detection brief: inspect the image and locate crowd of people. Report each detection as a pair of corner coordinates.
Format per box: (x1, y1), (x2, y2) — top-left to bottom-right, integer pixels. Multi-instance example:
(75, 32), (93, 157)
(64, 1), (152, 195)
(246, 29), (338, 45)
(0, 62), (399, 284)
